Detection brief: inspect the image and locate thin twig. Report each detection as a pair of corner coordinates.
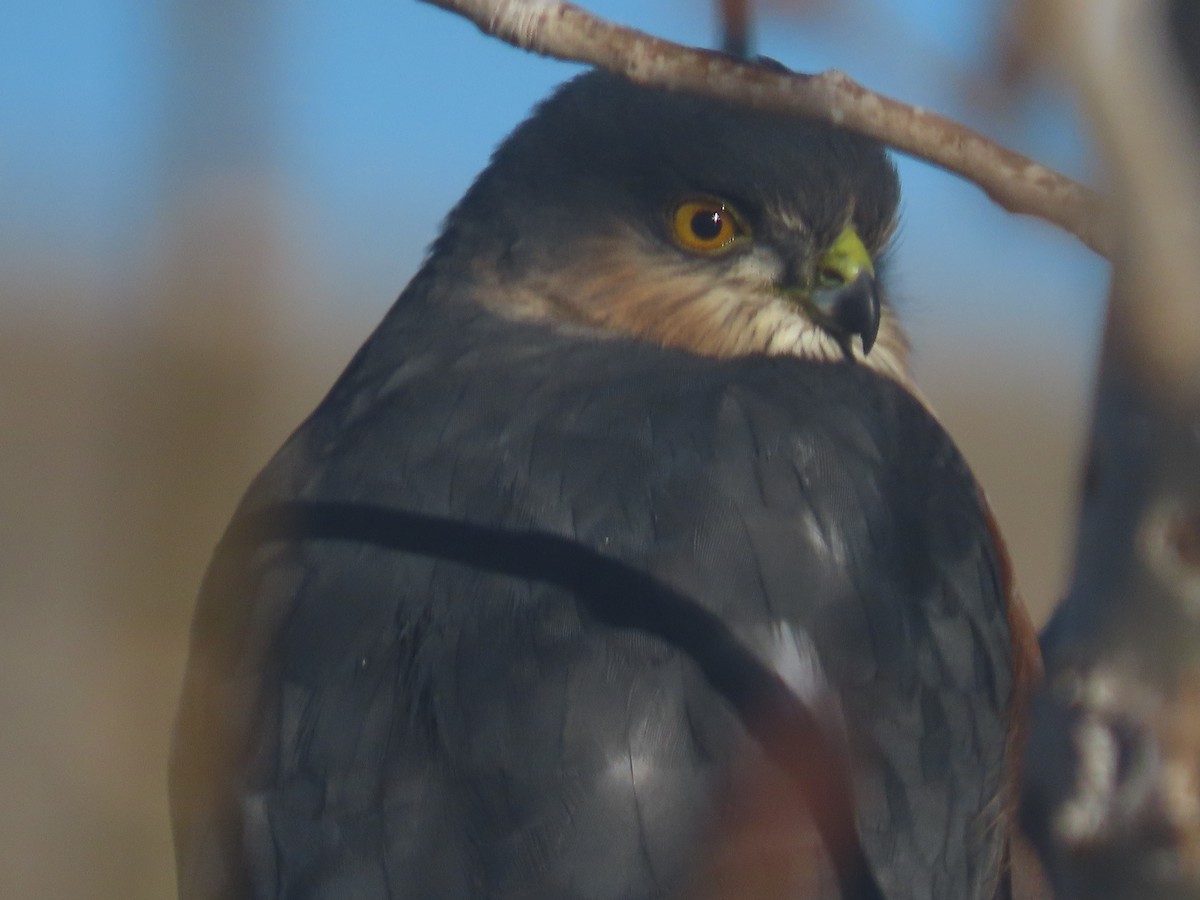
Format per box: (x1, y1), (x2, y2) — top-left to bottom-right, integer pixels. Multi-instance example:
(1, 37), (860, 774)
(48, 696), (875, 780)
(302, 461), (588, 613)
(719, 0), (751, 59)
(418, 0), (1113, 258)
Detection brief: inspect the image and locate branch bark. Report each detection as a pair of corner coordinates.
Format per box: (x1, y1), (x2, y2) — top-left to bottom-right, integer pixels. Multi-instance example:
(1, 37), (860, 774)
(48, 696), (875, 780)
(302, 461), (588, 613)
(718, 0), (751, 58)
(419, 0), (1113, 257)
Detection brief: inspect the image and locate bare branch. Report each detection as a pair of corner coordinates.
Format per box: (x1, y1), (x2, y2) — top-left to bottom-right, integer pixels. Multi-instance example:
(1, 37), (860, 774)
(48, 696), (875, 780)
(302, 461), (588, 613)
(419, 0), (1113, 258)
(718, 0), (751, 58)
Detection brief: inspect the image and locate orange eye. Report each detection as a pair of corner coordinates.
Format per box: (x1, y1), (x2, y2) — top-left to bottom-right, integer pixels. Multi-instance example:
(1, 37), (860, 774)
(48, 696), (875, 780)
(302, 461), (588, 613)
(670, 200), (746, 254)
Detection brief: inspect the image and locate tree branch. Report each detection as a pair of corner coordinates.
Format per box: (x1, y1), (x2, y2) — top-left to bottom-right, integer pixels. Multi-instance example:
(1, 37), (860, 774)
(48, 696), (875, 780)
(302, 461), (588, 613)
(718, 0), (751, 58)
(419, 0), (1113, 257)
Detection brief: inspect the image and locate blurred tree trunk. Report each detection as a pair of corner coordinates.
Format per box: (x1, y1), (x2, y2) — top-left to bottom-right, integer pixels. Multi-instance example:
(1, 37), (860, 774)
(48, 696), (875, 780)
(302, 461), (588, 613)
(1021, 2), (1200, 897)
(98, 1), (281, 898)
(105, 0), (280, 624)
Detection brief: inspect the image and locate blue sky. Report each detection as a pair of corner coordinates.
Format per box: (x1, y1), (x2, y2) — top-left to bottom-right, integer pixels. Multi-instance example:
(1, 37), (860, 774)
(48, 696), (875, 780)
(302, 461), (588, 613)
(3, 0), (1109, 367)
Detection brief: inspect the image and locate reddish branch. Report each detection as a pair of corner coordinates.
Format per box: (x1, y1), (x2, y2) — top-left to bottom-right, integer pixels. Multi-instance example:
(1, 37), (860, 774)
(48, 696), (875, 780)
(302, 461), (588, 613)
(419, 0), (1113, 258)
(718, 0), (750, 58)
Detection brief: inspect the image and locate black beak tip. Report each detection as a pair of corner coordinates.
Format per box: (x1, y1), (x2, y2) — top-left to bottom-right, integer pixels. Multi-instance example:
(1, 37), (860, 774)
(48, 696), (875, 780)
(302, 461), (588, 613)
(857, 310), (879, 354)
(820, 272), (881, 356)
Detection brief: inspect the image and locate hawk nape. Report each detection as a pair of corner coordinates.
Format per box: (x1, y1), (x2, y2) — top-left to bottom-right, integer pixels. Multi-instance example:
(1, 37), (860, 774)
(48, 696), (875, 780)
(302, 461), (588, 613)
(170, 69), (1039, 899)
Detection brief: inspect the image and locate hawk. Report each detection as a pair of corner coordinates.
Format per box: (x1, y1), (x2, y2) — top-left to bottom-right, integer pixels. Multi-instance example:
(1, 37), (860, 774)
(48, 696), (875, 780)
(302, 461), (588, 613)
(170, 69), (1040, 899)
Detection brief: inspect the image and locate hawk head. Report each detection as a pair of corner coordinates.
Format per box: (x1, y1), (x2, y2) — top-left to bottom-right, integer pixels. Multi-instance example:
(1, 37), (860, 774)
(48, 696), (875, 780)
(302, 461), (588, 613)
(428, 68), (907, 381)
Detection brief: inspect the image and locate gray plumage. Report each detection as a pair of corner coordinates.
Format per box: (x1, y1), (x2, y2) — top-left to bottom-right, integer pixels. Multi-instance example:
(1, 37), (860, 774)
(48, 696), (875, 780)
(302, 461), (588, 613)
(171, 70), (1016, 899)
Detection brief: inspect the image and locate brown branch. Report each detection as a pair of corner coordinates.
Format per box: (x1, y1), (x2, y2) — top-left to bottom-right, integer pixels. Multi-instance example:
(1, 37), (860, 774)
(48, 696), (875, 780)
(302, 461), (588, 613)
(718, 0), (751, 58)
(418, 0), (1113, 258)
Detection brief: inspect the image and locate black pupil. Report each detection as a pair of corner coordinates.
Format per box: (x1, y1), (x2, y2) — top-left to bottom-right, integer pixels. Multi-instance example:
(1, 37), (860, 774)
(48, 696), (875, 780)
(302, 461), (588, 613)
(691, 209), (724, 241)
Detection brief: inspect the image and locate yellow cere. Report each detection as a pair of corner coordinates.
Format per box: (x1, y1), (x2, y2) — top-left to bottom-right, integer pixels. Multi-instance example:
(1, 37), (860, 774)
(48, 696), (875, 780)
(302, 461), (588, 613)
(816, 225), (874, 288)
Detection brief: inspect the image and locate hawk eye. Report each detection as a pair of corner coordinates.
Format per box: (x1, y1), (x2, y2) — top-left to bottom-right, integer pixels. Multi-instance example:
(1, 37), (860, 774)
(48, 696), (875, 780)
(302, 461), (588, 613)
(670, 199), (747, 254)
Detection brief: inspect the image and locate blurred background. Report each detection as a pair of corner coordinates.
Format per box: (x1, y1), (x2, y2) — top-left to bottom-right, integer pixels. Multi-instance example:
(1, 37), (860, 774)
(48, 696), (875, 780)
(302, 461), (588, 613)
(0, 0), (1108, 897)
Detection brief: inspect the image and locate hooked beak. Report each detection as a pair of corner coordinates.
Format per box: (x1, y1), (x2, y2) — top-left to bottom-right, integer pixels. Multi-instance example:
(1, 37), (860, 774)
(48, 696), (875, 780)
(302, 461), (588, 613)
(812, 270), (881, 354)
(795, 225), (881, 355)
